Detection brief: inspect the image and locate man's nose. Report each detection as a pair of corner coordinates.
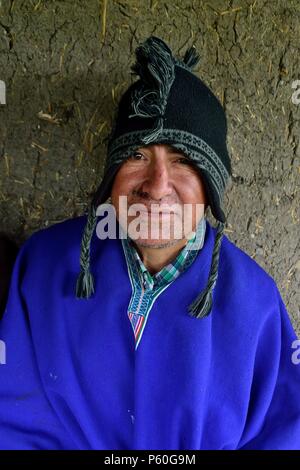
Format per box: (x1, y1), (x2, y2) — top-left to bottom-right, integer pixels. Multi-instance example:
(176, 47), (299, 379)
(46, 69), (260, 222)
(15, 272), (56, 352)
(141, 159), (173, 201)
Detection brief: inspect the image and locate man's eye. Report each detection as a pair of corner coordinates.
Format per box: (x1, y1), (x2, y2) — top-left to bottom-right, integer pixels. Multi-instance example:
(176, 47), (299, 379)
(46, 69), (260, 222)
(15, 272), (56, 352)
(176, 157), (190, 165)
(129, 152), (145, 160)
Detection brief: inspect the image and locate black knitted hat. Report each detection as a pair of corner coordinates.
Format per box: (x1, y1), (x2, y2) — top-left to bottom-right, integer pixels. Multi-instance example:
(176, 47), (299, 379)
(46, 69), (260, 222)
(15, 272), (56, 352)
(76, 35), (232, 319)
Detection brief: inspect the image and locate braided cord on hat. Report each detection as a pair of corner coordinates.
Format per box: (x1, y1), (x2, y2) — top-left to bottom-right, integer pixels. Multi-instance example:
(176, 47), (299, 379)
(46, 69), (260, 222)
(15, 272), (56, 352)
(75, 204), (98, 299)
(188, 221), (225, 318)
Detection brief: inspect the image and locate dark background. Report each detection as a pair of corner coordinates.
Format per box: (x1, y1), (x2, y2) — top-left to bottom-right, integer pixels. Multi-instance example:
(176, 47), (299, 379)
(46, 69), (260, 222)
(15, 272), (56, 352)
(0, 0), (299, 334)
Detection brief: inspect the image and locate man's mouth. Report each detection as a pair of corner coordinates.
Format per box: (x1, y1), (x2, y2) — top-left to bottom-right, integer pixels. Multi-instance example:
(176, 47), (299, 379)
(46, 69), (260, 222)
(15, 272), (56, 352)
(129, 202), (181, 215)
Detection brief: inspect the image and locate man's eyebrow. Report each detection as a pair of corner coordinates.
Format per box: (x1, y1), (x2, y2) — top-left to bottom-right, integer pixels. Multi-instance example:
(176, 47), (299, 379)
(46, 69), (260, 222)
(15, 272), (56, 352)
(138, 144), (188, 157)
(165, 145), (189, 157)
(165, 144), (183, 154)
(157, 144), (188, 156)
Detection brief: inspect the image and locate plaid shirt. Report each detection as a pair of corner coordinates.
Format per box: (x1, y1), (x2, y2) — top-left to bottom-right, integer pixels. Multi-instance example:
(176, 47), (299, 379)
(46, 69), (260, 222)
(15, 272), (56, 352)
(121, 217), (207, 349)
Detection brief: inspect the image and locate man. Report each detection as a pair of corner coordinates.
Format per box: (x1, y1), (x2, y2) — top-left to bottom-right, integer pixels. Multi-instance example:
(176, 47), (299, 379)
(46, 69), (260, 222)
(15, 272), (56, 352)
(0, 35), (300, 450)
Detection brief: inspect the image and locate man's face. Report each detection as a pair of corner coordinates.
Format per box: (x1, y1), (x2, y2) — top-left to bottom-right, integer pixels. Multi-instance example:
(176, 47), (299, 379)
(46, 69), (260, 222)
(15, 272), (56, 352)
(111, 144), (207, 248)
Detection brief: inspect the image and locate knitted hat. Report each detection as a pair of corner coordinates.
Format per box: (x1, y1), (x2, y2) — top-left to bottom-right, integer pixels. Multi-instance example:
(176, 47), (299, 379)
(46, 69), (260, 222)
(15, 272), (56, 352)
(76, 35), (232, 319)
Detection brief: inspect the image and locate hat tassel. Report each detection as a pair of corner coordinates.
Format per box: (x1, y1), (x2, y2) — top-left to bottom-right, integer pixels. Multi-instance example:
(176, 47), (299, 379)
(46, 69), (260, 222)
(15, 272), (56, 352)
(128, 36), (176, 145)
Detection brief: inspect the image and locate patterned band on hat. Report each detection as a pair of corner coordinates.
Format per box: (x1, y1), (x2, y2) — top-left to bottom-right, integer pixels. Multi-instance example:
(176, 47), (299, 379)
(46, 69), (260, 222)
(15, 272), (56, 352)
(106, 128), (230, 202)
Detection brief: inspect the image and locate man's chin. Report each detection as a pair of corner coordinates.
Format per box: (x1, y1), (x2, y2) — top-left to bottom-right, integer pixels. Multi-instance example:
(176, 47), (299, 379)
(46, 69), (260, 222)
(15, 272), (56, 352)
(131, 237), (185, 249)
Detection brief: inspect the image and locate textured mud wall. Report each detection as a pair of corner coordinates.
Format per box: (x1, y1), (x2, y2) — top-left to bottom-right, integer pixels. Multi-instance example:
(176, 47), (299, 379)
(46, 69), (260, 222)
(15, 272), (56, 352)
(0, 0), (299, 333)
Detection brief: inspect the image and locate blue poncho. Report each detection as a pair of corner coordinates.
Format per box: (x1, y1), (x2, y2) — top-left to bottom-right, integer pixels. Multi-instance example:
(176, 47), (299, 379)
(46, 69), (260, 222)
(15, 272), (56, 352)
(0, 215), (299, 450)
